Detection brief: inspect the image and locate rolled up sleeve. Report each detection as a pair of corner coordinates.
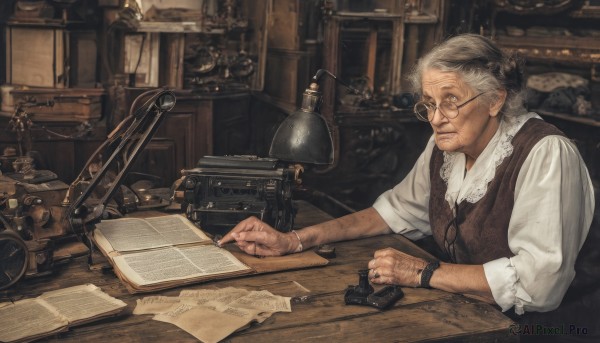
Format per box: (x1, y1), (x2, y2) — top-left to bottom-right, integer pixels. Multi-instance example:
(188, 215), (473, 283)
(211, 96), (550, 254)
(483, 257), (532, 314)
(484, 136), (594, 314)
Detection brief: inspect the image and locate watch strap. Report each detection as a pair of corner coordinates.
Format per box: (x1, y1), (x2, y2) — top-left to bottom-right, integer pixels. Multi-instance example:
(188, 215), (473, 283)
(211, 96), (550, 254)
(420, 260), (440, 288)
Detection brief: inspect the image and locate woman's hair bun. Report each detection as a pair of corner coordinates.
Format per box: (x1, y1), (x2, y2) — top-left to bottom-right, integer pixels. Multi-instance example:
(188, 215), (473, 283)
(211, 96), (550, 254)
(501, 53), (525, 92)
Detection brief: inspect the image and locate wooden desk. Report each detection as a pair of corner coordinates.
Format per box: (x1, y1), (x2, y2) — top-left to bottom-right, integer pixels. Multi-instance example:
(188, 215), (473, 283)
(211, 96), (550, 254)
(5, 201), (515, 342)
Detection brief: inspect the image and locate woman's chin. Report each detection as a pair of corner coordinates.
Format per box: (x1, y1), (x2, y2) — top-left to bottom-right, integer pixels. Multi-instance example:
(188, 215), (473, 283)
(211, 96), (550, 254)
(434, 137), (460, 152)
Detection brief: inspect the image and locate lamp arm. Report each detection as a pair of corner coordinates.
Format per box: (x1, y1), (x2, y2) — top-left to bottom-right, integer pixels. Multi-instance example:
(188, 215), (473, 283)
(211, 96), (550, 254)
(312, 69), (361, 95)
(66, 89), (176, 227)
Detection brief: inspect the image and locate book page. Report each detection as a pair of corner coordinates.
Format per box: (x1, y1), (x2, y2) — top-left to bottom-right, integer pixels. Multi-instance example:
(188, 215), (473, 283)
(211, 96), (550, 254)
(180, 287), (251, 305)
(179, 245), (250, 274)
(153, 303), (260, 343)
(94, 214), (209, 253)
(180, 288), (291, 315)
(227, 290), (292, 313)
(0, 298), (68, 342)
(135, 287), (293, 342)
(38, 284), (127, 325)
(144, 215), (209, 245)
(112, 245), (251, 286)
(133, 296), (185, 315)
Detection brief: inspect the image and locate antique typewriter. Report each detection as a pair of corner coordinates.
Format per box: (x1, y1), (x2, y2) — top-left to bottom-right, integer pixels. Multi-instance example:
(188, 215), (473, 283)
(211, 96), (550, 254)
(174, 155), (301, 236)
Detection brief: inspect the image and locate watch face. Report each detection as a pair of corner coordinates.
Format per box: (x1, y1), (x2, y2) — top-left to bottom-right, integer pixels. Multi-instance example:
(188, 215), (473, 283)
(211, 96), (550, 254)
(0, 231), (29, 290)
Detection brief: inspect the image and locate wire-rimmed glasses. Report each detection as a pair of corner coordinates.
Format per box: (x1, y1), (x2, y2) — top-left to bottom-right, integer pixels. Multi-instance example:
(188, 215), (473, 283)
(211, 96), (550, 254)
(413, 92), (487, 122)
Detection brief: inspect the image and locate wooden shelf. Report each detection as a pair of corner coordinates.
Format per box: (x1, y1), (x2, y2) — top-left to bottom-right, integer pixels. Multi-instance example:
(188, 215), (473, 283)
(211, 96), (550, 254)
(135, 21), (225, 34)
(404, 14), (438, 24)
(335, 108), (420, 126)
(495, 35), (600, 65)
(536, 109), (600, 128)
(569, 8), (600, 19)
(335, 12), (403, 19)
(496, 35), (599, 51)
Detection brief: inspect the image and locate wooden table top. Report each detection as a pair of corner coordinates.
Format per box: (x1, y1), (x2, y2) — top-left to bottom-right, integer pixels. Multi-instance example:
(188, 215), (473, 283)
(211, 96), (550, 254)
(4, 201), (516, 342)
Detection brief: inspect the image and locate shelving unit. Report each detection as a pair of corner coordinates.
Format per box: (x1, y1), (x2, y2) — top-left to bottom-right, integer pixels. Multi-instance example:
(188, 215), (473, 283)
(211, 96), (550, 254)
(297, 0), (446, 211)
(5, 21), (98, 89)
(120, 1), (269, 91)
(489, 2), (600, 69)
(537, 109), (600, 128)
(487, 1), (600, 188)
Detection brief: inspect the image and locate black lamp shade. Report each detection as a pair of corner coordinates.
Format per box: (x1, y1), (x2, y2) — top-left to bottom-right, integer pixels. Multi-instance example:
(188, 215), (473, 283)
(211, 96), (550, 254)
(269, 109), (334, 165)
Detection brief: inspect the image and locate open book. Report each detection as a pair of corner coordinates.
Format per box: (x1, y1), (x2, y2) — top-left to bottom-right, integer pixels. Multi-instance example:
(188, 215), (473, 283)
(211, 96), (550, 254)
(93, 214), (329, 293)
(0, 284), (127, 343)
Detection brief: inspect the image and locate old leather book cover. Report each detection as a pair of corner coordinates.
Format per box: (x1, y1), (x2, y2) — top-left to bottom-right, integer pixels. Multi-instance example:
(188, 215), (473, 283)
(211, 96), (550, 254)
(231, 247), (329, 274)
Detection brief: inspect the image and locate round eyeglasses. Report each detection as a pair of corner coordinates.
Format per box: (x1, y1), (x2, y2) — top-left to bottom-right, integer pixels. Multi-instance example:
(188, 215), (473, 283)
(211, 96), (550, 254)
(413, 92), (487, 122)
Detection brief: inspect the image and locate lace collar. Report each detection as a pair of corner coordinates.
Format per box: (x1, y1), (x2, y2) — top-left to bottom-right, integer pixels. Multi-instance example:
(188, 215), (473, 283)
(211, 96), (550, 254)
(440, 112), (540, 208)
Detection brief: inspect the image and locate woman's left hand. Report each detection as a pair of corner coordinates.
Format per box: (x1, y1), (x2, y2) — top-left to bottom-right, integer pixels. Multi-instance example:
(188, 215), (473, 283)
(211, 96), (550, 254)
(367, 248), (428, 287)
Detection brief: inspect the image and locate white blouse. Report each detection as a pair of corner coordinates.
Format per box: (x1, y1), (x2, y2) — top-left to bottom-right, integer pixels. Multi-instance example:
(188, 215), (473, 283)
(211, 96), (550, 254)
(372, 113), (595, 315)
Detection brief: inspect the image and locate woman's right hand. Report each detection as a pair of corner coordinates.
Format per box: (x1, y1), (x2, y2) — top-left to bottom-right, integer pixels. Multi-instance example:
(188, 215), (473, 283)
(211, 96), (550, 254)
(217, 216), (298, 256)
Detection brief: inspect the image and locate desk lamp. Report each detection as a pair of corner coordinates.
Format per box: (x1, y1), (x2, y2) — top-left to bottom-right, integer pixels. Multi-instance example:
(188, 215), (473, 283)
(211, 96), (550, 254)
(0, 89), (176, 291)
(66, 89), (176, 226)
(269, 69), (358, 165)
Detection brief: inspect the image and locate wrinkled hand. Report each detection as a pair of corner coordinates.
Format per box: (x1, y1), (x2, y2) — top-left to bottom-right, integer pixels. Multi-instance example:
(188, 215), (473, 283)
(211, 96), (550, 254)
(218, 216), (295, 257)
(367, 248), (428, 287)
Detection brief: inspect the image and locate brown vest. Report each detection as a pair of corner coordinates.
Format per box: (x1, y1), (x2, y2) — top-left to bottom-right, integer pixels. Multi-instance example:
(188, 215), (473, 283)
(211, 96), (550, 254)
(427, 118), (599, 331)
(428, 118), (566, 264)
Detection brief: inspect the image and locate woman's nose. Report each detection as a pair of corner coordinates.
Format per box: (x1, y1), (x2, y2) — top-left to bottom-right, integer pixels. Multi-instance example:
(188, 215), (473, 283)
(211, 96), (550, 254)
(429, 106), (447, 125)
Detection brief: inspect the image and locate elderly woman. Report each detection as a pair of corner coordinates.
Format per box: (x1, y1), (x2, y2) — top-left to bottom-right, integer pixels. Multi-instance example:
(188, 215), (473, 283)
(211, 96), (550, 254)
(219, 34), (595, 319)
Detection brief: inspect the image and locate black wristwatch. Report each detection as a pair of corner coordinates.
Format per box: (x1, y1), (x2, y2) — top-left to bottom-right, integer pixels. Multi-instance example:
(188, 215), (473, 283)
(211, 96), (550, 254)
(420, 260), (440, 288)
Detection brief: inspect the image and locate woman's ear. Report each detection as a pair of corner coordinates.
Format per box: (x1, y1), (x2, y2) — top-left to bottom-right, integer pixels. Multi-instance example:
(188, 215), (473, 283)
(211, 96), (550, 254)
(489, 89), (507, 117)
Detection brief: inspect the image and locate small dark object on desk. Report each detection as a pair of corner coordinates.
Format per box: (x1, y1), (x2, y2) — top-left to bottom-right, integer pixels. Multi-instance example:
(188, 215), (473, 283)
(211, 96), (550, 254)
(344, 269), (404, 310)
(292, 295), (312, 304)
(316, 244), (336, 258)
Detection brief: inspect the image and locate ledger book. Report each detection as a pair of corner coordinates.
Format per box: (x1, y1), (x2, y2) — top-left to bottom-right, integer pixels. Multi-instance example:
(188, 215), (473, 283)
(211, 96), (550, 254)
(93, 214), (253, 293)
(0, 284), (127, 343)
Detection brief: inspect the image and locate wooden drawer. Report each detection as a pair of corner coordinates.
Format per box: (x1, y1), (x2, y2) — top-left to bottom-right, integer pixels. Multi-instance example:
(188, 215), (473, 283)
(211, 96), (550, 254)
(8, 87), (104, 122)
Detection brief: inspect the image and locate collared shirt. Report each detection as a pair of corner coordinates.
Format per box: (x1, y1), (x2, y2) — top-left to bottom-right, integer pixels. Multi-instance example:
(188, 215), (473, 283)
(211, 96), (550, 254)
(373, 113), (595, 314)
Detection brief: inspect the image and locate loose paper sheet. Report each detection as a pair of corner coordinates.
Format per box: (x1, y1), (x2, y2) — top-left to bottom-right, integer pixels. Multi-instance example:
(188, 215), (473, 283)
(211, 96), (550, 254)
(134, 287), (292, 343)
(179, 287), (251, 305)
(228, 290), (292, 313)
(154, 303), (261, 343)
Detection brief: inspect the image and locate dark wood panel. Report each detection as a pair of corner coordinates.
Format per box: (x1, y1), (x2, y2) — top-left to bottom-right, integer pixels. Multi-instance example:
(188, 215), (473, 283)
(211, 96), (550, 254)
(303, 111), (432, 213)
(212, 94), (251, 156)
(129, 138), (177, 187)
(0, 118), (106, 183)
(122, 89), (251, 183)
(155, 112), (195, 171)
(189, 98), (213, 164)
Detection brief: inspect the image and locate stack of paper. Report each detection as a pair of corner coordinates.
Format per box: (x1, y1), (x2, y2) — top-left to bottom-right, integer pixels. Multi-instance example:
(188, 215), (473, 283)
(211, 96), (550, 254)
(134, 287), (292, 343)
